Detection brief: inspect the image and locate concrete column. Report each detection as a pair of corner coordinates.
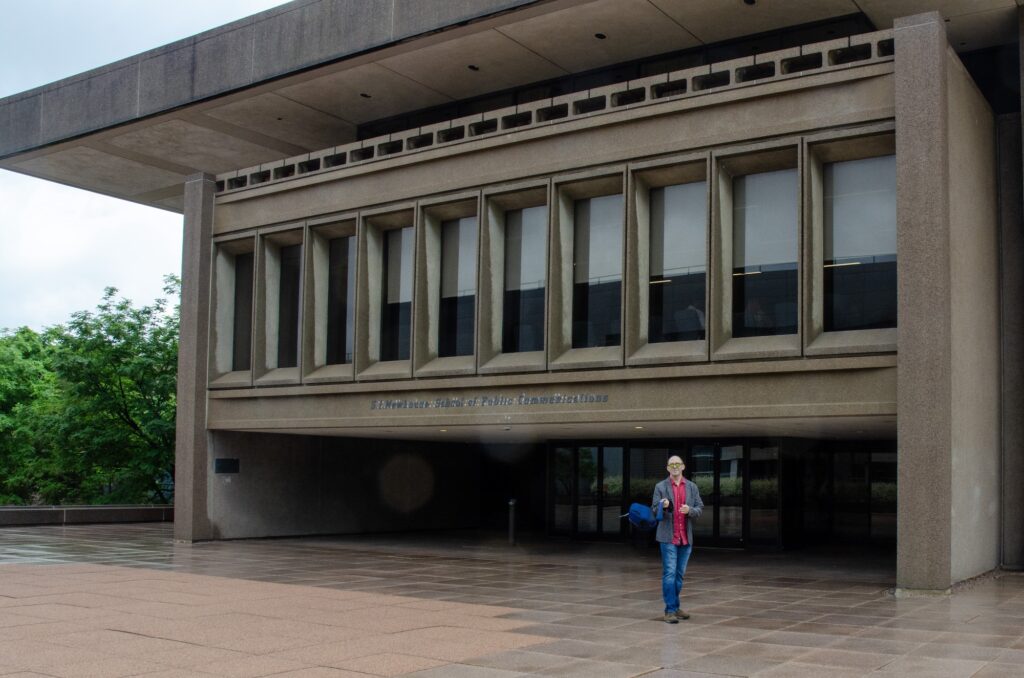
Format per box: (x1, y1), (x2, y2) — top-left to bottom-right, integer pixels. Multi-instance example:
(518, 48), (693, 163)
(174, 173), (216, 542)
(895, 12), (954, 593)
(895, 12), (1001, 592)
(1000, 113), (1024, 570)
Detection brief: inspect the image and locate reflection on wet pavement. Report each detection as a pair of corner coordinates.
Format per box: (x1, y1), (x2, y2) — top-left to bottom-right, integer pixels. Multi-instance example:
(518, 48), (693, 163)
(0, 523), (1022, 677)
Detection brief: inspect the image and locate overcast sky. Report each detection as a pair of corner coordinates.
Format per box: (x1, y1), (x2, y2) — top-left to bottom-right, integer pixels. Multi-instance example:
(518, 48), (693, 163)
(0, 0), (289, 331)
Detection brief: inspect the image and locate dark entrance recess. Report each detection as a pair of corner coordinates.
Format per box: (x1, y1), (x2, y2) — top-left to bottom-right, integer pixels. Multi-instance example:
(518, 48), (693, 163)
(548, 438), (895, 549)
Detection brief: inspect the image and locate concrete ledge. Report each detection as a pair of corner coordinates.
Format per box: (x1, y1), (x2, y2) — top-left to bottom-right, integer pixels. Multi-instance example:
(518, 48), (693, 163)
(0, 505), (173, 527)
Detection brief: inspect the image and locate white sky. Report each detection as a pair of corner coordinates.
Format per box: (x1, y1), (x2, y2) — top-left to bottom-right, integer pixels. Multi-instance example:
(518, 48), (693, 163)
(0, 0), (289, 331)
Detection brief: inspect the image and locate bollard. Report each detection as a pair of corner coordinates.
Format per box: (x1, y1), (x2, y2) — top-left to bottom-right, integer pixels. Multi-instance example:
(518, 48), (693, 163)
(508, 498), (517, 546)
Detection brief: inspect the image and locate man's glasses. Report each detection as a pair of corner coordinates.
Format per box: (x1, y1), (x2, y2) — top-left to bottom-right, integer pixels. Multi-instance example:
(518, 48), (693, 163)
(667, 463), (683, 468)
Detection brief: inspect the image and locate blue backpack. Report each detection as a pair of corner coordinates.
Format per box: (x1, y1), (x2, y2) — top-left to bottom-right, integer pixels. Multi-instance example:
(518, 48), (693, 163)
(624, 502), (664, 531)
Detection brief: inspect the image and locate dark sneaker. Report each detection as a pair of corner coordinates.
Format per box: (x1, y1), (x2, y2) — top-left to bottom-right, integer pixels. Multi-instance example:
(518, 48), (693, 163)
(663, 612), (679, 624)
(674, 609), (690, 620)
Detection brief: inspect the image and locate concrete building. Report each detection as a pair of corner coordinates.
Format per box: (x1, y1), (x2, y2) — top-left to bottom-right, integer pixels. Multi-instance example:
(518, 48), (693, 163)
(2, 0), (1022, 594)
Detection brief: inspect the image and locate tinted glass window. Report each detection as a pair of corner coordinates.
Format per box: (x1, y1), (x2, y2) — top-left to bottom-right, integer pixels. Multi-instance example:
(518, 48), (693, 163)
(732, 169), (798, 337)
(503, 205), (547, 353)
(380, 227), (413, 361)
(824, 155), (897, 332)
(326, 236), (356, 365)
(231, 252), (254, 371)
(276, 244), (302, 369)
(439, 217), (477, 357)
(649, 182), (706, 342)
(572, 194), (623, 348)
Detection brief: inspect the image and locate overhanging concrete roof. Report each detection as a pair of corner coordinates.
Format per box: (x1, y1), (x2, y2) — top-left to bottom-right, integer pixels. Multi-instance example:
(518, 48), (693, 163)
(0, 0), (1017, 213)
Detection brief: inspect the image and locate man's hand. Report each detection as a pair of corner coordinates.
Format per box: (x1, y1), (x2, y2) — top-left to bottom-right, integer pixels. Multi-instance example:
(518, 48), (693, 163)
(661, 498), (670, 508)
(679, 504), (690, 515)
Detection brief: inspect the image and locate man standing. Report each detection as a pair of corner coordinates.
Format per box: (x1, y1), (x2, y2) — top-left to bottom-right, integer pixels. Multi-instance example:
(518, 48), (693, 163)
(652, 455), (703, 623)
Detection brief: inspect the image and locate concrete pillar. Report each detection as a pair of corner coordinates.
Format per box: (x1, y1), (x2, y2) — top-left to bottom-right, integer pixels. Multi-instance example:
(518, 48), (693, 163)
(174, 173), (216, 542)
(895, 12), (1001, 592)
(895, 11), (953, 593)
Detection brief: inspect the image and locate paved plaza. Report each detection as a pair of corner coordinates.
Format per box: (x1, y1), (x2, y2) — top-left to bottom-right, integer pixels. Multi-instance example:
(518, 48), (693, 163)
(0, 524), (1022, 677)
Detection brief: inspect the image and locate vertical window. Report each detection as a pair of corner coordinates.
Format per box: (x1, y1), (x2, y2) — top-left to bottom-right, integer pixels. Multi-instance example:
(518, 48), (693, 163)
(732, 169), (798, 337)
(438, 217), (478, 357)
(231, 252), (254, 371)
(572, 194), (623, 348)
(276, 244), (302, 369)
(326, 236), (356, 365)
(380, 227), (413, 361)
(503, 205), (547, 353)
(649, 182), (706, 342)
(824, 155), (896, 332)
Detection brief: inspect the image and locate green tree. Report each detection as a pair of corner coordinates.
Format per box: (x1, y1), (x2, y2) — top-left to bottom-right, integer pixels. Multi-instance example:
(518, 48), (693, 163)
(0, 327), (56, 504)
(49, 277), (180, 503)
(0, 277), (180, 505)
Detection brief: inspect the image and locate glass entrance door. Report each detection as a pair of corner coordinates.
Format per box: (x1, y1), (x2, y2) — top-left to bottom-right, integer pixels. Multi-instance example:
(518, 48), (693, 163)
(551, 440), (783, 547)
(718, 445), (744, 544)
(748, 445), (779, 545)
(553, 447), (573, 533)
(577, 446), (598, 533)
(549, 445), (625, 537)
(628, 443), (745, 546)
(684, 443), (745, 547)
(689, 445), (715, 540)
(601, 447), (624, 535)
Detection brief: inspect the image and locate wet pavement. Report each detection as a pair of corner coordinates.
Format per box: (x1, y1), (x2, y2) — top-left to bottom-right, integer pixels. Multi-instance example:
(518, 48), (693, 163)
(0, 523), (1022, 677)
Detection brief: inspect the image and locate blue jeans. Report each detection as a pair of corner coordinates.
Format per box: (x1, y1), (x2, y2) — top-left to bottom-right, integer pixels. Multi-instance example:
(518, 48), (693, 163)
(660, 542), (693, 613)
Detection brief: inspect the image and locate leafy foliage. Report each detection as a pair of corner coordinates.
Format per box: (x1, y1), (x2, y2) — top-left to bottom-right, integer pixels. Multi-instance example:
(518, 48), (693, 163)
(0, 277), (179, 505)
(0, 327), (55, 504)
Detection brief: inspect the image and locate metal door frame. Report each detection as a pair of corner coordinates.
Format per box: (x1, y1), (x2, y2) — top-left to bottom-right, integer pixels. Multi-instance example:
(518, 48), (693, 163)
(547, 442), (627, 539)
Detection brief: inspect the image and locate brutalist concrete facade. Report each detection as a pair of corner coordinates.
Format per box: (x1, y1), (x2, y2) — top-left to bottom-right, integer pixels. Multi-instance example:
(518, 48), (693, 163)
(2, 1), (1022, 594)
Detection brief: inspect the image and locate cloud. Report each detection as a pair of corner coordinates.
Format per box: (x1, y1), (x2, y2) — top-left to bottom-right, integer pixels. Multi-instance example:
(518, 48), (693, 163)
(0, 0), (291, 331)
(0, 171), (183, 330)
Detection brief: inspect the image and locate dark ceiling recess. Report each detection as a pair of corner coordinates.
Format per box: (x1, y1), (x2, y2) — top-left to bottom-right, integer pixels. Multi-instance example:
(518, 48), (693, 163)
(961, 45), (1020, 115)
(357, 14), (875, 140)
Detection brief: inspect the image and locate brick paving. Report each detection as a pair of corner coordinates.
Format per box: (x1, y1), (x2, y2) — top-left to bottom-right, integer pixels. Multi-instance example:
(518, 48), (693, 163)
(0, 524), (1022, 677)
